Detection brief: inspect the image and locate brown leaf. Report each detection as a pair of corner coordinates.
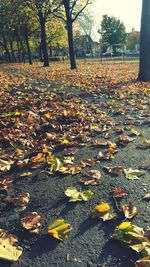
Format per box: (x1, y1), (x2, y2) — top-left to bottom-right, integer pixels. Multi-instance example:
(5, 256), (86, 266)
(92, 140), (108, 146)
(135, 257), (150, 267)
(97, 152), (114, 160)
(80, 158), (95, 167)
(118, 135), (135, 145)
(121, 202), (138, 219)
(20, 212), (43, 234)
(0, 176), (13, 198)
(113, 187), (127, 199)
(6, 193), (30, 210)
(80, 170), (101, 185)
(104, 166), (124, 175)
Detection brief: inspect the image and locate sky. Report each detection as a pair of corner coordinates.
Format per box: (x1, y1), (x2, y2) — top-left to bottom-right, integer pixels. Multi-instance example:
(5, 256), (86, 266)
(90, 0), (142, 41)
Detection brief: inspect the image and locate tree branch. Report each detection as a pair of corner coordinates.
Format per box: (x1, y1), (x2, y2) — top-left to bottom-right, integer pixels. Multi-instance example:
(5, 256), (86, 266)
(72, 0), (92, 23)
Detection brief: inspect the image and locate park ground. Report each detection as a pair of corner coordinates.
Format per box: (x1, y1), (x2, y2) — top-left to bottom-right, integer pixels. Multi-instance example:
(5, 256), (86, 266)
(0, 60), (150, 267)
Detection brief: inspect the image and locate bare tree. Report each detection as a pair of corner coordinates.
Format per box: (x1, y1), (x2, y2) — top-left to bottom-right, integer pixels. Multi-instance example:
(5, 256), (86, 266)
(52, 0), (92, 69)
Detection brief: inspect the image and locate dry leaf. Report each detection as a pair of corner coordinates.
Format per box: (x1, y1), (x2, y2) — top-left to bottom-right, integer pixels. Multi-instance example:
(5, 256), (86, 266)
(138, 139), (150, 149)
(97, 152), (114, 160)
(6, 193), (30, 210)
(135, 257), (150, 267)
(113, 187), (127, 198)
(0, 159), (14, 172)
(92, 140), (108, 146)
(92, 202), (115, 221)
(59, 165), (82, 175)
(143, 193), (150, 200)
(104, 166), (124, 175)
(80, 158), (95, 167)
(80, 170), (101, 185)
(118, 135), (135, 145)
(20, 212), (43, 234)
(121, 202), (138, 219)
(0, 229), (22, 261)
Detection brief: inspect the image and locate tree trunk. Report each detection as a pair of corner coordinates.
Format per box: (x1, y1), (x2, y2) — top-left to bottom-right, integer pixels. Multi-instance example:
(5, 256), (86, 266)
(63, 1), (77, 69)
(66, 20), (77, 69)
(50, 43), (53, 57)
(39, 12), (49, 67)
(2, 33), (11, 62)
(10, 40), (17, 62)
(39, 43), (43, 61)
(138, 0), (150, 81)
(16, 32), (21, 63)
(24, 25), (32, 65)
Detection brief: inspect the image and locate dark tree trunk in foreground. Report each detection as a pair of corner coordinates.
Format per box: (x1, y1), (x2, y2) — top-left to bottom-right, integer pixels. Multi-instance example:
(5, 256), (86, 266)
(138, 0), (150, 81)
(39, 12), (49, 67)
(24, 25), (32, 65)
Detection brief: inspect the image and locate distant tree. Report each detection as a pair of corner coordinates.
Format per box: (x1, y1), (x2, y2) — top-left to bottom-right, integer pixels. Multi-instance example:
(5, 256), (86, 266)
(46, 17), (68, 57)
(74, 31), (93, 57)
(98, 15), (127, 52)
(26, 0), (53, 67)
(126, 29), (140, 52)
(138, 0), (150, 81)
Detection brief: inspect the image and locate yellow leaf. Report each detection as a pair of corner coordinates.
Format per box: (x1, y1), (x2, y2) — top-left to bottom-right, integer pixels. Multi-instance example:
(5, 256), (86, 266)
(0, 229), (22, 262)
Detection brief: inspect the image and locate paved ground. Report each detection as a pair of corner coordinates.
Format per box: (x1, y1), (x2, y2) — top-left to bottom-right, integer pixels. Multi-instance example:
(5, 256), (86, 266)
(0, 63), (150, 267)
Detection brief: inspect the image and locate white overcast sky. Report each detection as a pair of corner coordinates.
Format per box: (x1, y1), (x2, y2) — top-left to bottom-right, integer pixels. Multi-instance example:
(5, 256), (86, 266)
(89, 0), (142, 40)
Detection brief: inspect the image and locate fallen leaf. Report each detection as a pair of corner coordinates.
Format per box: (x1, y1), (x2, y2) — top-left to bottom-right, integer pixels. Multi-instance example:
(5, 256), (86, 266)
(80, 170), (101, 185)
(113, 187), (127, 198)
(59, 165), (82, 175)
(0, 229), (22, 261)
(65, 186), (93, 202)
(0, 159), (14, 172)
(118, 135), (135, 145)
(108, 142), (118, 154)
(31, 153), (45, 163)
(97, 151), (114, 160)
(124, 168), (146, 180)
(46, 152), (63, 173)
(113, 222), (150, 254)
(92, 202), (115, 221)
(130, 128), (142, 136)
(135, 257), (150, 267)
(80, 158), (95, 167)
(92, 140), (108, 146)
(85, 170), (101, 179)
(20, 172), (32, 177)
(48, 219), (72, 241)
(63, 156), (74, 165)
(6, 193), (30, 210)
(104, 166), (124, 175)
(138, 139), (150, 149)
(143, 193), (150, 201)
(121, 202), (138, 219)
(20, 212), (43, 234)
(0, 176), (13, 198)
